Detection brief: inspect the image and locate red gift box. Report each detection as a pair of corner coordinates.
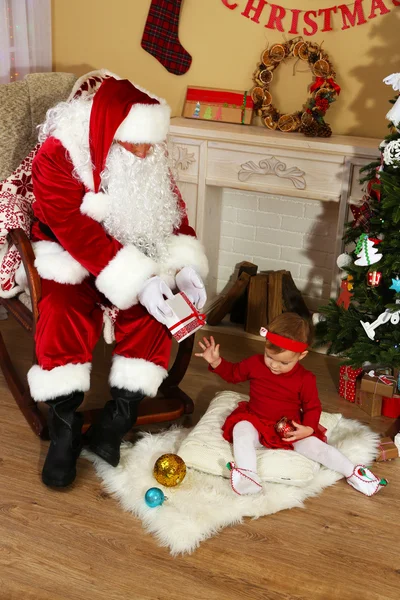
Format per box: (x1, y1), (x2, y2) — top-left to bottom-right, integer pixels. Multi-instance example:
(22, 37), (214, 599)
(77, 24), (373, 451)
(382, 394), (400, 418)
(338, 365), (363, 402)
(183, 86), (254, 125)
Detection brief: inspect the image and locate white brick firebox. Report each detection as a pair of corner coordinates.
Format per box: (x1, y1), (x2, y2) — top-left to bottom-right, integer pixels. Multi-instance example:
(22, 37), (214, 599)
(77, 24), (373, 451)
(168, 118), (381, 312)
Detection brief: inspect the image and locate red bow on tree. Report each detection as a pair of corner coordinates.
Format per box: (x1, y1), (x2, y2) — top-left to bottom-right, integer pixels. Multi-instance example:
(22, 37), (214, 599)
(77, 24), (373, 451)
(350, 197), (372, 231)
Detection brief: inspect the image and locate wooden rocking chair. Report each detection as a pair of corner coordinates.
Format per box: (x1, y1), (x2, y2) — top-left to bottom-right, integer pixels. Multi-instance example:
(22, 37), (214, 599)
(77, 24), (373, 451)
(0, 229), (195, 439)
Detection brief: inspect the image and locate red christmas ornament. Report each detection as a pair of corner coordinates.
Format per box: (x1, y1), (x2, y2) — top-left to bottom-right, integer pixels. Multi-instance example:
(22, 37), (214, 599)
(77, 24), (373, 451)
(350, 198), (372, 231)
(336, 279), (353, 310)
(275, 417), (296, 438)
(367, 270), (382, 287)
(367, 174), (381, 202)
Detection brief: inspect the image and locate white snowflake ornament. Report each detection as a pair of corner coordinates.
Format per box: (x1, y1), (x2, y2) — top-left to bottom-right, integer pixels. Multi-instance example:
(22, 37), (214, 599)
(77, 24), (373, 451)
(383, 139), (400, 168)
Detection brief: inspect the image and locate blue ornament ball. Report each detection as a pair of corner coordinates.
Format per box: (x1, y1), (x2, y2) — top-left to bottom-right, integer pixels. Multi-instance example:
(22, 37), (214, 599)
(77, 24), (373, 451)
(145, 487), (165, 508)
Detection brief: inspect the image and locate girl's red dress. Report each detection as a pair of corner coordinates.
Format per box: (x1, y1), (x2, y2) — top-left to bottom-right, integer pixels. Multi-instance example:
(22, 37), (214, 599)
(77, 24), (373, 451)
(210, 355), (326, 450)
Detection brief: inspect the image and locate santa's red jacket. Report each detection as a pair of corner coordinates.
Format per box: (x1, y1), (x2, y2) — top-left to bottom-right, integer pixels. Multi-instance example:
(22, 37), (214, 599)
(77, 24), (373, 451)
(30, 136), (208, 311)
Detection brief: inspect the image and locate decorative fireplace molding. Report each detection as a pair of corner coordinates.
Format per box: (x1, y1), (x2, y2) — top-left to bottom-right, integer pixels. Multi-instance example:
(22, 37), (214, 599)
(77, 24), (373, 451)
(171, 145), (196, 171)
(167, 118), (381, 299)
(238, 157), (306, 189)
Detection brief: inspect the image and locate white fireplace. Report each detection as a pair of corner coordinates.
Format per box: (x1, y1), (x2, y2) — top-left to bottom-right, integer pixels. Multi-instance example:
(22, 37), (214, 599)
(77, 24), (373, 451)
(168, 118), (380, 312)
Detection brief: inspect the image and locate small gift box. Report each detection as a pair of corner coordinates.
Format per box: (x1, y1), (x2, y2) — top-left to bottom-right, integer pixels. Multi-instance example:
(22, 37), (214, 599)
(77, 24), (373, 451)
(183, 86), (254, 125)
(375, 436), (399, 462)
(338, 365), (363, 402)
(165, 292), (206, 343)
(360, 372), (395, 398)
(381, 394), (400, 418)
(355, 382), (383, 417)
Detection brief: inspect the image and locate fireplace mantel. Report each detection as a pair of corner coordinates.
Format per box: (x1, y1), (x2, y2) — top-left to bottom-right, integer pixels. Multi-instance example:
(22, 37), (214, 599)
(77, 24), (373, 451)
(167, 117), (381, 299)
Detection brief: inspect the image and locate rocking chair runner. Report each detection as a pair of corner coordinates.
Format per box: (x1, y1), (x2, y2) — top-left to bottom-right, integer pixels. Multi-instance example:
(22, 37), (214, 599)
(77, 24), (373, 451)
(0, 228), (195, 438)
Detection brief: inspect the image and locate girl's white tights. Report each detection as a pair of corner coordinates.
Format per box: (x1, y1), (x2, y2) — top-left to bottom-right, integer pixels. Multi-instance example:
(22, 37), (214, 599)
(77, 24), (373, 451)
(232, 421), (355, 495)
(293, 436), (354, 477)
(232, 421), (263, 495)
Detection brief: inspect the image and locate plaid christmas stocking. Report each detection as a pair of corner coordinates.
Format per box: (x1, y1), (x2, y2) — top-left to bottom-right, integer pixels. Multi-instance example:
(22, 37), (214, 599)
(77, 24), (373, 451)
(141, 0), (192, 76)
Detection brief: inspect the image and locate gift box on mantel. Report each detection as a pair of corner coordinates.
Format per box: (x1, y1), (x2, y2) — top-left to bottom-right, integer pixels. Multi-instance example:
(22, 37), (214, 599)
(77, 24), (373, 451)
(165, 292), (206, 343)
(183, 86), (254, 125)
(375, 436), (399, 462)
(338, 366), (363, 402)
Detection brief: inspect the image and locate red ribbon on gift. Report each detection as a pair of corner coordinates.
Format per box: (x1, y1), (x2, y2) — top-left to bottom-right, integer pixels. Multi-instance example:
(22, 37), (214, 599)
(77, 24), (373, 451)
(310, 77), (341, 95)
(168, 292), (206, 335)
(169, 311), (206, 333)
(379, 439), (393, 461)
(185, 88), (254, 108)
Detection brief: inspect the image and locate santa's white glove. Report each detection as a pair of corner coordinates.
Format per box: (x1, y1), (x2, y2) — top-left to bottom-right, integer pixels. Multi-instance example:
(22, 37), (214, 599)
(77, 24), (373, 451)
(138, 276), (174, 325)
(175, 266), (207, 310)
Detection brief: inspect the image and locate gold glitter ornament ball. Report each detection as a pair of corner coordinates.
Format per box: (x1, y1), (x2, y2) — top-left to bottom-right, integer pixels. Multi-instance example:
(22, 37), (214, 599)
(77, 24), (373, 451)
(153, 454), (187, 487)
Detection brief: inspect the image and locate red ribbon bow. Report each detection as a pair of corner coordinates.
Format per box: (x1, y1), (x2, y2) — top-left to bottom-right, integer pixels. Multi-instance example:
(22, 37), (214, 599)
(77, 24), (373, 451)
(310, 77), (341, 95)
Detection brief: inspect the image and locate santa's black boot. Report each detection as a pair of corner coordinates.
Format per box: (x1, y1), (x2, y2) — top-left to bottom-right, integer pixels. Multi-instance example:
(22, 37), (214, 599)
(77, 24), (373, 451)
(86, 387), (144, 467)
(42, 391), (84, 488)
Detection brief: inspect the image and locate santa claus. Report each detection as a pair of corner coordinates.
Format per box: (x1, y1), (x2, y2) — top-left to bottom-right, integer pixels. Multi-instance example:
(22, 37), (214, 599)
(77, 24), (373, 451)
(28, 76), (208, 488)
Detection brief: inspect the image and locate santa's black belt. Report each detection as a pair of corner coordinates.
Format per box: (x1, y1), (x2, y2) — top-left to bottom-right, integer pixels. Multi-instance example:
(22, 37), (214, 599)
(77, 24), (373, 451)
(38, 221), (59, 244)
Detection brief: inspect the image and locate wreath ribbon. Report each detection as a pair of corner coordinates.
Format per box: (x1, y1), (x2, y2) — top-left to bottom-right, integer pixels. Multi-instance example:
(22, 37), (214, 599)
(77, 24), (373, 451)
(310, 77), (341, 95)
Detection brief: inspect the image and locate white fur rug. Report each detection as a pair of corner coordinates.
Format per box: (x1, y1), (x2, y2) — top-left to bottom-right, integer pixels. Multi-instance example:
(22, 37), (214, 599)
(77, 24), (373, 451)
(85, 416), (379, 555)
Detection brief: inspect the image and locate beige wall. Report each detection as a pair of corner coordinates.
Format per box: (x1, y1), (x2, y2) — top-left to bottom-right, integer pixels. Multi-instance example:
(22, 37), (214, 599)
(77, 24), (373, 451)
(52, 0), (400, 139)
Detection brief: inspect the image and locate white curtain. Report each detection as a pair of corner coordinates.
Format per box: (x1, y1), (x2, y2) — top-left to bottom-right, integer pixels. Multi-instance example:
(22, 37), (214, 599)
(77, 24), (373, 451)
(0, 0), (52, 84)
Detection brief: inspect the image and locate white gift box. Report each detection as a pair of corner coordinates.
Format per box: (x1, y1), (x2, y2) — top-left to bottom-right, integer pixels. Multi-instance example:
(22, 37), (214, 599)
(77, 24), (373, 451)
(165, 292), (206, 342)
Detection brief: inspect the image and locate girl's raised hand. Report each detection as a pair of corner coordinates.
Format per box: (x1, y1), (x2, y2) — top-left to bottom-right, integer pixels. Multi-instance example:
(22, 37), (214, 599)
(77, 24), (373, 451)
(195, 336), (221, 368)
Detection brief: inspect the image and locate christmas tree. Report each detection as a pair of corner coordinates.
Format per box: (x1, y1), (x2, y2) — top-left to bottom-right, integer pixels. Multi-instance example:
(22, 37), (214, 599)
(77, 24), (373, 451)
(315, 72), (400, 369)
(203, 106), (213, 120)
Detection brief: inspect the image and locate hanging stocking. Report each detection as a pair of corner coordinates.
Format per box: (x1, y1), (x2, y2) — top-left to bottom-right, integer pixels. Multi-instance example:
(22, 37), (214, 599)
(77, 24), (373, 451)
(141, 0), (192, 76)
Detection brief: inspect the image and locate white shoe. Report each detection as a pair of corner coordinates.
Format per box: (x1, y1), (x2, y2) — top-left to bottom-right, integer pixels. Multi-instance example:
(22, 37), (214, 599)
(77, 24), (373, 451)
(346, 465), (388, 496)
(227, 462), (263, 496)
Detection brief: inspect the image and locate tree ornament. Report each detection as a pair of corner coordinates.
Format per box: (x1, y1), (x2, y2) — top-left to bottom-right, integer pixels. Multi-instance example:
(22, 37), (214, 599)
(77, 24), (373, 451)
(383, 140), (400, 168)
(153, 453), (187, 487)
(251, 37), (340, 138)
(312, 312), (326, 325)
(389, 276), (400, 293)
(354, 234), (382, 266)
(274, 417), (295, 438)
(336, 252), (352, 276)
(367, 174), (381, 202)
(336, 279), (353, 310)
(383, 73), (400, 126)
(350, 198), (372, 231)
(144, 487), (166, 508)
(360, 309), (400, 340)
(383, 73), (400, 92)
(347, 275), (354, 291)
(367, 270), (382, 287)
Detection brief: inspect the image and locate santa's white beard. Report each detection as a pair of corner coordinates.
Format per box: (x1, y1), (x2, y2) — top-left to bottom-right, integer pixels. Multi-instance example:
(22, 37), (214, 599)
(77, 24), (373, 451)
(101, 143), (182, 260)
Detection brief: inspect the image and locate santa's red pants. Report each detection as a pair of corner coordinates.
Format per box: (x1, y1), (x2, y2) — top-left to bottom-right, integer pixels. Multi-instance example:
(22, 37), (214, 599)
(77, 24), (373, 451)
(28, 278), (172, 402)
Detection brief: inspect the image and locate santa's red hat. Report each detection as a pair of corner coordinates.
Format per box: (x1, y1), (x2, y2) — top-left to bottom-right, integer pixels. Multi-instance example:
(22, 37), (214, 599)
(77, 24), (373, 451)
(89, 77), (171, 192)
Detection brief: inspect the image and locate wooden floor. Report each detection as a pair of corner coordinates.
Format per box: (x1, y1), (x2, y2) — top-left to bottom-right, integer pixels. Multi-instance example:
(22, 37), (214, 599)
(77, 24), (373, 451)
(0, 316), (399, 600)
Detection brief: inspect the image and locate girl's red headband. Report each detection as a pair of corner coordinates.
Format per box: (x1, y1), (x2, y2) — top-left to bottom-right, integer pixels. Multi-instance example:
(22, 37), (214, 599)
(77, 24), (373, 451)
(259, 327), (308, 353)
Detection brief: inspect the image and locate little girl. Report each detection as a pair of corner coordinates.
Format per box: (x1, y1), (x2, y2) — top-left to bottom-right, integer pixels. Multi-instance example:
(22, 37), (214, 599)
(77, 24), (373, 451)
(196, 312), (387, 497)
